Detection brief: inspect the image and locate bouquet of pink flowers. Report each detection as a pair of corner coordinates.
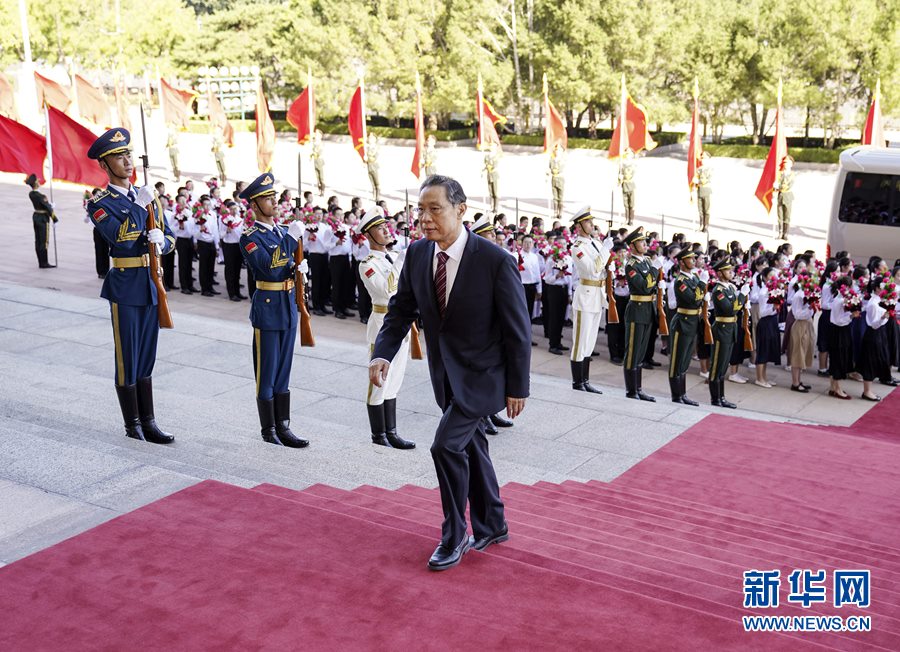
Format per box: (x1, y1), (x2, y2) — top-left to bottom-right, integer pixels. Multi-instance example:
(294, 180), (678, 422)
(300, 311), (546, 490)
(838, 283), (862, 315)
(797, 273), (821, 312)
(732, 263), (752, 288)
(766, 273), (788, 310)
(876, 276), (898, 319)
(548, 243), (570, 276)
(610, 257), (628, 287)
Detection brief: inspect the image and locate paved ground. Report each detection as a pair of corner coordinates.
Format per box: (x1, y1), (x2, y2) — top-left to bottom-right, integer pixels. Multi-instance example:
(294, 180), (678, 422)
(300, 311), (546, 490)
(0, 141), (886, 568)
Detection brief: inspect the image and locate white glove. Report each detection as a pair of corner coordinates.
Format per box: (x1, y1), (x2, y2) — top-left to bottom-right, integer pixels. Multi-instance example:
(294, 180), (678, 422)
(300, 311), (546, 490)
(698, 269), (710, 283)
(135, 186), (156, 208)
(704, 292), (711, 302)
(297, 259), (309, 275)
(607, 262), (616, 273)
(741, 284), (751, 297)
(652, 258), (664, 270)
(601, 237), (614, 252)
(288, 221), (303, 241)
(395, 248), (407, 263)
(147, 228), (165, 245)
(658, 280), (667, 291)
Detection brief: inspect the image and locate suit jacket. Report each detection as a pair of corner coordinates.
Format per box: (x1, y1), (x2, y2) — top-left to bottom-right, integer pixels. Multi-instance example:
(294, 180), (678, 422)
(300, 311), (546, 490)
(373, 230), (531, 418)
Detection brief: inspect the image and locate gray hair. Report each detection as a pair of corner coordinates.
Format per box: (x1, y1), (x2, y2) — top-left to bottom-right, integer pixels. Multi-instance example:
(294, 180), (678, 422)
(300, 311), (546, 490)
(420, 175), (467, 206)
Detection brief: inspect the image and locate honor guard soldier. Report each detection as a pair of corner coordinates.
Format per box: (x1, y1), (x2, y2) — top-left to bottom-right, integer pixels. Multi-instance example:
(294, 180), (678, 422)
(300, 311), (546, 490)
(569, 206), (613, 394)
(622, 226), (657, 401)
(87, 128), (176, 444)
(312, 130), (326, 196)
(358, 207), (415, 449)
(709, 259), (750, 408)
(212, 134), (227, 182)
(549, 143), (565, 221)
(424, 134), (438, 177)
(239, 173), (309, 448)
(483, 142), (500, 214)
(694, 152), (712, 232)
(166, 129), (180, 181)
(25, 173), (57, 268)
(618, 148), (637, 225)
(366, 133), (380, 201)
(667, 245), (708, 406)
(774, 155), (794, 240)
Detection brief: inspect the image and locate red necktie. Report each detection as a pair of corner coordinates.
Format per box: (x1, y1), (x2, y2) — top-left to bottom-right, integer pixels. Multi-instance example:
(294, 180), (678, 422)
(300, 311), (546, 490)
(435, 251), (449, 318)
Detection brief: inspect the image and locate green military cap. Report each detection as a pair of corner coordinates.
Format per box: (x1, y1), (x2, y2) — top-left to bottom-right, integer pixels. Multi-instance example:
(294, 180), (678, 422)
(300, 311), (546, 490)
(675, 244), (697, 261)
(571, 204), (594, 225)
(713, 258), (733, 272)
(623, 225), (646, 246)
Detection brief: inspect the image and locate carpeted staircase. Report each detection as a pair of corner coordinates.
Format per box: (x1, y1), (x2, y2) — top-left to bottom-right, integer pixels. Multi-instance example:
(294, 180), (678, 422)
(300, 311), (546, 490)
(1, 391), (897, 650)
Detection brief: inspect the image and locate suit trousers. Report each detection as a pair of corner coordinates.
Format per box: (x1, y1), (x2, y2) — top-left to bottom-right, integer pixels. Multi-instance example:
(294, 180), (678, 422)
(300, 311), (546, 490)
(431, 397), (505, 547)
(222, 242), (242, 298)
(197, 241), (216, 292)
(523, 282), (538, 322)
(308, 252), (330, 310)
(252, 326), (297, 400)
(110, 302), (158, 386)
(175, 237), (194, 290)
(543, 284), (567, 348)
(329, 254), (351, 313)
(93, 228), (110, 277)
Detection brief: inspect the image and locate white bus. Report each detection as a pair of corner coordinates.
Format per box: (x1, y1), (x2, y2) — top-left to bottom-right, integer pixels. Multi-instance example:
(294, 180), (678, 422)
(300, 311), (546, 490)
(827, 146), (900, 262)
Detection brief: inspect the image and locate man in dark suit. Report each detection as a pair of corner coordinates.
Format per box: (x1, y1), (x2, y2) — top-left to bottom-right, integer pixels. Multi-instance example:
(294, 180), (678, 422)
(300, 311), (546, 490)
(370, 175), (531, 571)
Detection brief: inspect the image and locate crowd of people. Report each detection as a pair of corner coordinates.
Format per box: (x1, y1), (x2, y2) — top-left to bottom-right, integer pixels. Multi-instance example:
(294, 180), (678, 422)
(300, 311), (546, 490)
(82, 176), (900, 404)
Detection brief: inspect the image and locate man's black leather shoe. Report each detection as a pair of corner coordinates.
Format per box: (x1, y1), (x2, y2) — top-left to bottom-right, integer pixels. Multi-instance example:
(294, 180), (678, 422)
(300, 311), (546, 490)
(427, 536), (473, 571)
(473, 524), (509, 551)
(548, 347), (563, 355)
(489, 413), (513, 428)
(483, 417), (498, 435)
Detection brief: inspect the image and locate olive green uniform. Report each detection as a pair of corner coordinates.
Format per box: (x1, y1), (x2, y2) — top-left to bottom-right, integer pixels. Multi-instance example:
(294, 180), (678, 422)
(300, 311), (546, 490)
(367, 145), (380, 201)
(550, 156), (564, 220)
(166, 133), (179, 181)
(709, 282), (745, 381)
(212, 138), (226, 182)
(424, 143), (437, 177)
(619, 162), (636, 225)
(775, 170), (794, 240)
(485, 152), (500, 213)
(312, 142), (325, 195)
(623, 255), (657, 371)
(668, 272), (706, 379)
(696, 167), (712, 232)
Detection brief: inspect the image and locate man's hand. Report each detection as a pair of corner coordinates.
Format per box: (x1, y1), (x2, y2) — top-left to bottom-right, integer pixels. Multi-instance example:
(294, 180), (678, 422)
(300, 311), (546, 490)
(368, 359), (390, 387)
(288, 221), (303, 241)
(506, 397), (526, 419)
(147, 228), (165, 246)
(135, 186), (156, 208)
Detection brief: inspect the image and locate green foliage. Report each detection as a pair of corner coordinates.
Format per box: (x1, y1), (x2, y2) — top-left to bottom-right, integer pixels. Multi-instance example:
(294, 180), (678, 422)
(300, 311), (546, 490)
(704, 144), (848, 164)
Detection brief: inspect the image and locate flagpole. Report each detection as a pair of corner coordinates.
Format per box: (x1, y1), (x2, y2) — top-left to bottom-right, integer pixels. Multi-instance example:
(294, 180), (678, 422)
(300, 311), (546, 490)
(44, 103), (58, 266)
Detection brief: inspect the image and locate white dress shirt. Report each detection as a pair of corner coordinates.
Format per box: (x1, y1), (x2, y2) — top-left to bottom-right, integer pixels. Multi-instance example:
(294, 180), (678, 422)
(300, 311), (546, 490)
(790, 287), (814, 321)
(821, 280), (835, 310)
(865, 297), (889, 329)
(519, 251), (542, 285)
(303, 222), (331, 254)
(830, 295), (853, 327)
(757, 285), (777, 318)
(432, 226), (468, 307)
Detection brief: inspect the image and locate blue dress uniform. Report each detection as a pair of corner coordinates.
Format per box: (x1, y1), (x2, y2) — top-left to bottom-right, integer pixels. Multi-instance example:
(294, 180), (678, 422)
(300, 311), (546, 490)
(87, 128), (176, 444)
(238, 173), (308, 448)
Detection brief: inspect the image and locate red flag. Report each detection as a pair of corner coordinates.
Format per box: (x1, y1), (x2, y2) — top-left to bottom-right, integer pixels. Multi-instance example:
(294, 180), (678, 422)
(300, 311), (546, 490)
(754, 80), (788, 213)
(35, 72), (71, 113)
(0, 115), (47, 182)
(114, 77), (132, 132)
(348, 82), (366, 162)
(159, 77), (195, 129)
(288, 70), (316, 145)
(687, 79), (703, 193)
(255, 81), (275, 172)
(609, 76), (656, 158)
(476, 75), (506, 151)
(862, 79), (885, 147)
(208, 89), (234, 147)
(0, 72), (17, 119)
(542, 74), (567, 153)
(74, 75), (111, 126)
(47, 106), (107, 187)
(411, 72), (425, 178)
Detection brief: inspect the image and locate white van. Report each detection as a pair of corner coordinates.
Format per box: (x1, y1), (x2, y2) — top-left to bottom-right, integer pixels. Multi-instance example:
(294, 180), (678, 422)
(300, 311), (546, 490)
(827, 146), (900, 263)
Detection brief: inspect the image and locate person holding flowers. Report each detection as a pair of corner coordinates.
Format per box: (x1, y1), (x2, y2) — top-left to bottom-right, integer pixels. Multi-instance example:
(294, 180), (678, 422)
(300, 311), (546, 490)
(752, 267), (784, 387)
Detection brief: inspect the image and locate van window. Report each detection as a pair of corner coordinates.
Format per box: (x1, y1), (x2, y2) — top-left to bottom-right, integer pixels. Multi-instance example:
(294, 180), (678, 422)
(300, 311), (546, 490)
(838, 172), (900, 227)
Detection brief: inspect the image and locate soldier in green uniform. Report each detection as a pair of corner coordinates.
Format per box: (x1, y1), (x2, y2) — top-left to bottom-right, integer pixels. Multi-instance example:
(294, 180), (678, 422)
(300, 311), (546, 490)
(366, 133), (380, 201)
(694, 152), (712, 232)
(622, 226), (657, 401)
(774, 155), (794, 240)
(618, 148), (636, 225)
(667, 245), (709, 405)
(212, 134), (226, 182)
(708, 258), (751, 408)
(549, 143), (565, 221)
(166, 129), (180, 181)
(484, 142), (500, 214)
(312, 130), (326, 196)
(25, 173), (58, 268)
(424, 134), (437, 177)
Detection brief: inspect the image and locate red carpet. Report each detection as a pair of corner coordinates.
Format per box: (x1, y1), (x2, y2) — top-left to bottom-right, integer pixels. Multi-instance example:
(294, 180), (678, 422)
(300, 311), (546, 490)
(1, 389), (896, 650)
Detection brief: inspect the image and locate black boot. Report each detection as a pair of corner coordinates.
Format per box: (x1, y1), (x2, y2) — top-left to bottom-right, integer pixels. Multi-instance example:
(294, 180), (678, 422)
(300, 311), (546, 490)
(274, 392), (310, 448)
(669, 375), (682, 403)
(710, 377), (722, 406)
(256, 397), (283, 445)
(367, 403), (391, 447)
(135, 378), (174, 444)
(489, 413), (514, 428)
(115, 384), (145, 441)
(624, 368), (638, 398)
(718, 380), (737, 409)
(571, 359), (586, 391)
(582, 358), (603, 394)
(483, 416), (499, 435)
(679, 375), (699, 406)
(383, 398), (415, 449)
(635, 368), (656, 402)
